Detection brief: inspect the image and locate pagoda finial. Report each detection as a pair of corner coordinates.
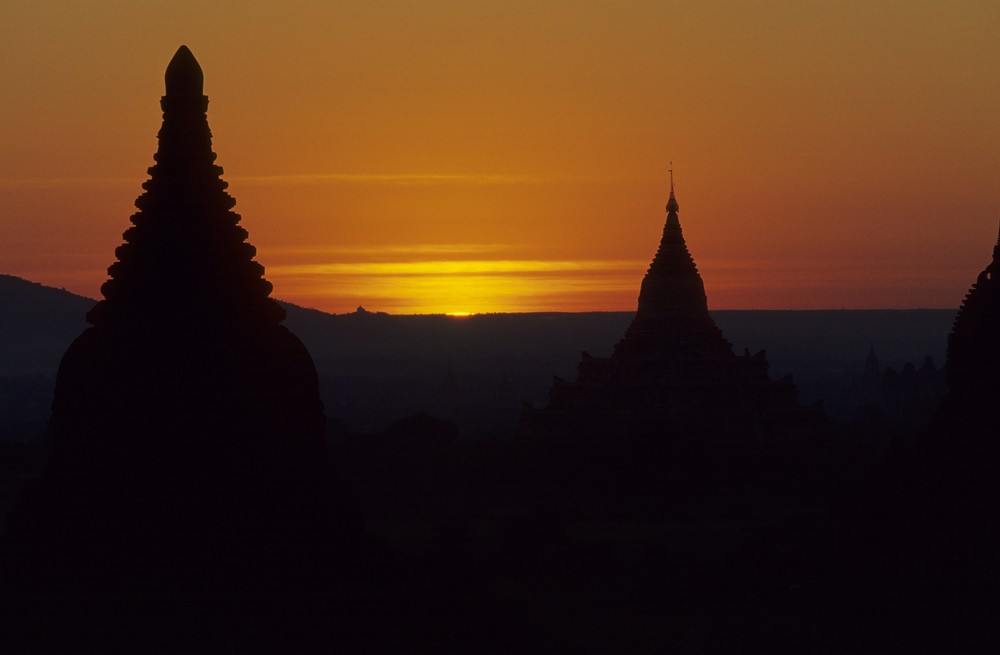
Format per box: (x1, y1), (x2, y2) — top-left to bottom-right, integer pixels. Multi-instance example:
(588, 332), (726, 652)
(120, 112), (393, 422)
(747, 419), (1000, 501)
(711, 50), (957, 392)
(164, 45), (204, 99)
(666, 163), (679, 213)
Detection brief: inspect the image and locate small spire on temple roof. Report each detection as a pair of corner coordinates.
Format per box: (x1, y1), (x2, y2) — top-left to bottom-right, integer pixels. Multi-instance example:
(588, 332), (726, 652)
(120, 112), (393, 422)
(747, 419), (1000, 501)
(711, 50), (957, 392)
(666, 162), (679, 213)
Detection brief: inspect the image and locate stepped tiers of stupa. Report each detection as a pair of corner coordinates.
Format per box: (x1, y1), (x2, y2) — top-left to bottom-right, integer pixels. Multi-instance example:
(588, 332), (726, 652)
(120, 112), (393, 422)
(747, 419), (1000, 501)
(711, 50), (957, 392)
(933, 223), (1000, 441)
(54, 46), (322, 447)
(0, 47), (364, 650)
(520, 183), (823, 441)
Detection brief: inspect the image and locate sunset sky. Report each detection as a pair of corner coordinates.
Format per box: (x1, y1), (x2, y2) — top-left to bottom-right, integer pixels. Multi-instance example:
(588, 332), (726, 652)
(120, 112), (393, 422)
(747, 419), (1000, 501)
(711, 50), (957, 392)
(2, 1), (999, 314)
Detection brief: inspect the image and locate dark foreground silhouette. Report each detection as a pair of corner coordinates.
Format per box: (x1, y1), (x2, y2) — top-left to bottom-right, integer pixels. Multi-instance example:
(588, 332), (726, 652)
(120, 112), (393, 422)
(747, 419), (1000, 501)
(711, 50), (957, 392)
(0, 46), (408, 653)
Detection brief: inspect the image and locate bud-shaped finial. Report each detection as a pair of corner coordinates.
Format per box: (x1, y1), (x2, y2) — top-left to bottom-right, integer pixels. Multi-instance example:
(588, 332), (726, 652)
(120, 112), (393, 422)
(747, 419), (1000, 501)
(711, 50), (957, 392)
(164, 45), (204, 98)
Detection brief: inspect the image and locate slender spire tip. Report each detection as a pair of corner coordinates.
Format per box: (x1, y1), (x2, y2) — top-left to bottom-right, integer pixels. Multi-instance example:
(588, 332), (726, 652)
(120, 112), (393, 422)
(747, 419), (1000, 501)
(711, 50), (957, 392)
(666, 163), (679, 213)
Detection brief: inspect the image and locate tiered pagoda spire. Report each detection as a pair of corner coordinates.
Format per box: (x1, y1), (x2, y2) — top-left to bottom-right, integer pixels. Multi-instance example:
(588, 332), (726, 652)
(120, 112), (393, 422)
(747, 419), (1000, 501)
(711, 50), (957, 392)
(50, 45), (319, 444)
(615, 175), (732, 360)
(89, 45), (281, 328)
(638, 171), (704, 312)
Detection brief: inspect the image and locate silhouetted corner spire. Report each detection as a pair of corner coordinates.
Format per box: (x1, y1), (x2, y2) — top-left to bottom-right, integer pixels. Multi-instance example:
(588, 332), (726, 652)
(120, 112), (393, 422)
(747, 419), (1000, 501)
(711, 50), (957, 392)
(993, 215), (1000, 263)
(945, 219), (1000, 400)
(164, 45), (204, 98)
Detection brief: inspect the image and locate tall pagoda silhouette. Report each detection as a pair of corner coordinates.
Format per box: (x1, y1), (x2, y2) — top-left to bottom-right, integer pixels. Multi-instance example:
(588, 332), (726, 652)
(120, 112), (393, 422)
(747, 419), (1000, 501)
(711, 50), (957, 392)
(56, 45), (327, 451)
(520, 174), (821, 440)
(0, 46), (365, 651)
(933, 221), (1000, 441)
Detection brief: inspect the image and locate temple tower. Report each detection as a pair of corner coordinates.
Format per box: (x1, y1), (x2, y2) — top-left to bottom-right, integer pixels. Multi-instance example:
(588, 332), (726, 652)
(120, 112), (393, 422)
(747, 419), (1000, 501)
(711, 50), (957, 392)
(614, 173), (737, 373)
(520, 175), (819, 440)
(1, 46), (359, 650)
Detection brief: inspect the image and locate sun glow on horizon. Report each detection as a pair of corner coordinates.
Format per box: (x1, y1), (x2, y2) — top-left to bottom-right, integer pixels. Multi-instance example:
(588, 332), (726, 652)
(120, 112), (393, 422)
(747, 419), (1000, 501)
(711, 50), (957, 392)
(260, 248), (977, 315)
(265, 255), (647, 315)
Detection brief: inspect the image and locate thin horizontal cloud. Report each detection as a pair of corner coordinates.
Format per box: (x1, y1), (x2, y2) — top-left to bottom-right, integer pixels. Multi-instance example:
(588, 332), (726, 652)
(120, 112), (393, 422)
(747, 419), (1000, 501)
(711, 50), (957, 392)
(264, 243), (512, 258)
(230, 173), (548, 187)
(0, 177), (138, 190)
(699, 257), (973, 280)
(0, 172), (563, 190)
(269, 259), (645, 277)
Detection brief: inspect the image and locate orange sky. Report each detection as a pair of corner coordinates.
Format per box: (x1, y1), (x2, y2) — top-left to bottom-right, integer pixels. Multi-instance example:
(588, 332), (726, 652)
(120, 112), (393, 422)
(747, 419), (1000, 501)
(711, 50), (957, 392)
(2, 1), (999, 314)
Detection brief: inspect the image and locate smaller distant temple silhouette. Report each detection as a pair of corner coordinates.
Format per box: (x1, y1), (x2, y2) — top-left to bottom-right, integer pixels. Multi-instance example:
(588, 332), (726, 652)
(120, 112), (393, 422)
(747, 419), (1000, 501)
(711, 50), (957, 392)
(520, 174), (822, 440)
(858, 345), (945, 425)
(933, 222), (1000, 440)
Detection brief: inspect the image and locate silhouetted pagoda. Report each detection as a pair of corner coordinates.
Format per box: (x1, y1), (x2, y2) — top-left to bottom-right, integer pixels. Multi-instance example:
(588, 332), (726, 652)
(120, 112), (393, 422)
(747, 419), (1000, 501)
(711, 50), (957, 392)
(0, 47), (364, 651)
(57, 46), (326, 451)
(934, 222), (1000, 440)
(521, 176), (821, 440)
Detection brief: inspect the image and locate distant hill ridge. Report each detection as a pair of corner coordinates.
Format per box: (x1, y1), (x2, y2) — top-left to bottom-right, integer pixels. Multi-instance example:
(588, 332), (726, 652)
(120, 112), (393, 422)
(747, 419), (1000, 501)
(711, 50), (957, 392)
(0, 272), (955, 376)
(0, 274), (956, 432)
(0, 275), (93, 377)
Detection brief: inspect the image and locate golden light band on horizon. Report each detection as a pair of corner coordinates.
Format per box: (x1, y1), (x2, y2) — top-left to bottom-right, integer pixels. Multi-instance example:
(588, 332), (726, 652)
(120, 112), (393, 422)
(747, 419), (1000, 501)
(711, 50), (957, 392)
(267, 256), (647, 315)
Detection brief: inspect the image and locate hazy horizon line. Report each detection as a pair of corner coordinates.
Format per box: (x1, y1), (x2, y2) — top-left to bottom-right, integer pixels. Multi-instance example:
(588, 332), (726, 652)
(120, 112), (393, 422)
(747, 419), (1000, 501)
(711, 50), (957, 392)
(0, 272), (959, 316)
